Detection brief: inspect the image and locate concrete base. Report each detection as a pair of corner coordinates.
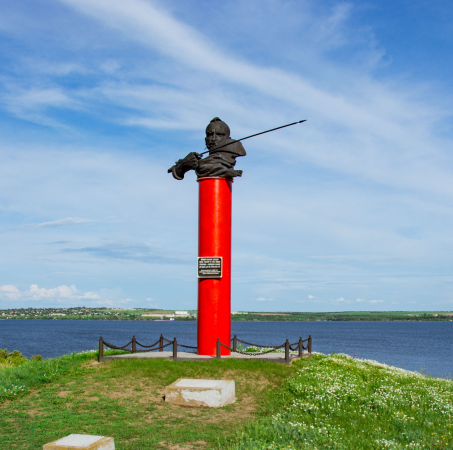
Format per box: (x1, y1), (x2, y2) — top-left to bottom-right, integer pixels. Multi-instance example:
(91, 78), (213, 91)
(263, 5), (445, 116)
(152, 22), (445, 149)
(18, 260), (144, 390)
(43, 434), (114, 450)
(102, 350), (312, 364)
(165, 378), (235, 408)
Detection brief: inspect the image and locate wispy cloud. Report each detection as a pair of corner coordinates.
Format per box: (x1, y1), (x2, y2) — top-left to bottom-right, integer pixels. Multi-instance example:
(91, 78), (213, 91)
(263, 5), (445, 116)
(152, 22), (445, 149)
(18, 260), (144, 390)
(29, 217), (93, 228)
(63, 241), (188, 264)
(1, 1), (453, 310)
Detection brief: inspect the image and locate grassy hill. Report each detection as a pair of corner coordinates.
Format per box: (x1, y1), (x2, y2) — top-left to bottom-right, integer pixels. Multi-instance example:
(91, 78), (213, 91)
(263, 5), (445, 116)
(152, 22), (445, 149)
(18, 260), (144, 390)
(1, 350), (452, 449)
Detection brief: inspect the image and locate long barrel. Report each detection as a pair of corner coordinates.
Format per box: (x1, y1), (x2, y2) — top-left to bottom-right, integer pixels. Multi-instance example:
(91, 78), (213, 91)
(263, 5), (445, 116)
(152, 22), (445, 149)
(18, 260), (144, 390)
(199, 120), (306, 156)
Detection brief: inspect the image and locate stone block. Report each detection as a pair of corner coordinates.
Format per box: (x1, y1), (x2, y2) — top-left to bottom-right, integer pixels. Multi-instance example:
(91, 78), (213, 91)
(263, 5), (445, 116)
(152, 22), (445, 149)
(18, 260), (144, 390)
(165, 378), (235, 408)
(43, 434), (114, 450)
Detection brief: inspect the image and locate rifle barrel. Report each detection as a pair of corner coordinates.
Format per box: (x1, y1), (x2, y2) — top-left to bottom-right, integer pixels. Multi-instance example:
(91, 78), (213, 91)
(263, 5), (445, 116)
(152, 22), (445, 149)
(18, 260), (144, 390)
(200, 120), (306, 155)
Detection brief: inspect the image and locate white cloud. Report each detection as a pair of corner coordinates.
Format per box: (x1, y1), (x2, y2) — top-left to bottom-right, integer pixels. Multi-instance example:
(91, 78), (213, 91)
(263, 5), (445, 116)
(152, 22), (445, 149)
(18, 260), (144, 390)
(29, 217), (93, 228)
(0, 285), (21, 299)
(369, 300), (384, 304)
(256, 297), (274, 302)
(2, 86), (79, 128)
(56, 2), (448, 152)
(0, 284), (99, 302)
(356, 298), (366, 302)
(0, 284), (144, 307)
(308, 294), (316, 299)
(1, 1), (453, 311)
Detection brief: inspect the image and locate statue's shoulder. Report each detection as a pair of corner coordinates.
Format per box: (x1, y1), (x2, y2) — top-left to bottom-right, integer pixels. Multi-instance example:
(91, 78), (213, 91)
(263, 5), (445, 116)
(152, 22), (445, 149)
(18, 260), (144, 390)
(220, 139), (246, 157)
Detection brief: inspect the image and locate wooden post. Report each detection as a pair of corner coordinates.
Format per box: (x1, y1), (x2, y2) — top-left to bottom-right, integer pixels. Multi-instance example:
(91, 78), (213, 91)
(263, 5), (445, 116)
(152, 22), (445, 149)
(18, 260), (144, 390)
(173, 338), (177, 360)
(285, 339), (290, 364)
(308, 335), (312, 354)
(159, 334), (163, 352)
(98, 337), (103, 362)
(233, 335), (237, 352)
(131, 335), (136, 353)
(216, 339), (221, 359)
(298, 337), (303, 357)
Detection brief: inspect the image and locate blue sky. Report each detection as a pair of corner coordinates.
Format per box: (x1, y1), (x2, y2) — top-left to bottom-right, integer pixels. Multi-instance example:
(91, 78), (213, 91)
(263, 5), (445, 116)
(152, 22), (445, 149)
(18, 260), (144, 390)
(1, 0), (453, 312)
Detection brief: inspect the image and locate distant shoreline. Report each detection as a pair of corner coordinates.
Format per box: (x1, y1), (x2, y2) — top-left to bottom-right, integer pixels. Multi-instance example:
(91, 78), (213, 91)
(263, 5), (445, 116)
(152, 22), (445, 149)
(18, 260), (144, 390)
(1, 307), (452, 322)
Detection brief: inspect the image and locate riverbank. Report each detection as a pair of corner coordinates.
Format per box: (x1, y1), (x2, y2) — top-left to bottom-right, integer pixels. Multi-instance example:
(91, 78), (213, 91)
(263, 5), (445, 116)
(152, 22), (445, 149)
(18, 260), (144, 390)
(2, 307), (453, 322)
(1, 351), (452, 449)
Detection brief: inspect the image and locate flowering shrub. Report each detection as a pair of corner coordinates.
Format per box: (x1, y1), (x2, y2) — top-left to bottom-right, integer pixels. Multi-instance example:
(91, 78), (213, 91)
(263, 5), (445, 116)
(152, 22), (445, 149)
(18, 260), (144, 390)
(227, 353), (453, 449)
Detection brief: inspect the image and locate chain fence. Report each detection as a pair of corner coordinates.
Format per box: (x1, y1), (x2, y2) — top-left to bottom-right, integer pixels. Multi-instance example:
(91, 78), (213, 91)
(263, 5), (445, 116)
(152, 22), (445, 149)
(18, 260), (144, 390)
(98, 334), (312, 363)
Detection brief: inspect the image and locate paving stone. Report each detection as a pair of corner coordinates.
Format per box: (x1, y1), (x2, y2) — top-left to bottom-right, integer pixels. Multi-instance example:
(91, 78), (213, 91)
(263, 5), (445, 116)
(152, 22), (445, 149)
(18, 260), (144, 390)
(165, 378), (235, 407)
(43, 434), (114, 450)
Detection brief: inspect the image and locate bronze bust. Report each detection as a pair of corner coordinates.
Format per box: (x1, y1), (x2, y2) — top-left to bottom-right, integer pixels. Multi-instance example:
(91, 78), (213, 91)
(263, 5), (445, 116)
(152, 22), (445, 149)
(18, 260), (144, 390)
(168, 117), (246, 180)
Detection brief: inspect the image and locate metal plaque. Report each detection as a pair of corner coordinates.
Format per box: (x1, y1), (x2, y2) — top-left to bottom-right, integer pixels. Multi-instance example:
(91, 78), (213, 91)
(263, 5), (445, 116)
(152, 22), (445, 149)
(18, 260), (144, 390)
(198, 257), (223, 278)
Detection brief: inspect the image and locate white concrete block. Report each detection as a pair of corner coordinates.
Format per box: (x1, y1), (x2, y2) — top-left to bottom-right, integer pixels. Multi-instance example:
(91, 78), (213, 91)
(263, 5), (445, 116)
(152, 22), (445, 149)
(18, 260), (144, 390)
(43, 434), (114, 450)
(165, 378), (235, 408)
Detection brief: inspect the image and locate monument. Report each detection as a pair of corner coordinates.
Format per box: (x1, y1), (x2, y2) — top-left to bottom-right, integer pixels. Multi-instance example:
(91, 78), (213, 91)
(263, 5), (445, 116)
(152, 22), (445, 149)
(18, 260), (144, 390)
(169, 117), (305, 356)
(169, 117), (245, 356)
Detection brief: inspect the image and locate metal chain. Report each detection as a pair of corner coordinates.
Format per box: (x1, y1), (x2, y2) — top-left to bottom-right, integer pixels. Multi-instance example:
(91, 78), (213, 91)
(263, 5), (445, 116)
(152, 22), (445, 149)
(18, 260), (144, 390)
(138, 341), (173, 352)
(136, 338), (161, 348)
(177, 343), (198, 349)
(235, 338), (305, 349)
(102, 339), (133, 350)
(220, 341), (286, 356)
(235, 338), (281, 348)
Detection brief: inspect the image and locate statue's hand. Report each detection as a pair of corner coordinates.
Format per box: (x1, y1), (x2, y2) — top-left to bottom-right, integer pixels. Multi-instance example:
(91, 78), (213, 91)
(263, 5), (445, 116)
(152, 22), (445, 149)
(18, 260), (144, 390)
(181, 152), (201, 170)
(168, 152), (202, 180)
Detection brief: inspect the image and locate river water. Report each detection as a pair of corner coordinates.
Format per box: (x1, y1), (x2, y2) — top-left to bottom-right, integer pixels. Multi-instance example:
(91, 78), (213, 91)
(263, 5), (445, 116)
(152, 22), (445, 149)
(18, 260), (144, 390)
(0, 320), (451, 378)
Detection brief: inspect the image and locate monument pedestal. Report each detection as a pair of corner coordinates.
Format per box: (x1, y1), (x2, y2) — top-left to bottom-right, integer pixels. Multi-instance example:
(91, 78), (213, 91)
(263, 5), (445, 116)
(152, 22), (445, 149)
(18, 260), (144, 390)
(197, 177), (232, 356)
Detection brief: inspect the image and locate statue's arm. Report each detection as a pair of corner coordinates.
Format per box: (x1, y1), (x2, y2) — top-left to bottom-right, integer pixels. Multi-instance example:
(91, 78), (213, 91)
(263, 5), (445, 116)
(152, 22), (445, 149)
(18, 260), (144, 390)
(167, 152), (201, 180)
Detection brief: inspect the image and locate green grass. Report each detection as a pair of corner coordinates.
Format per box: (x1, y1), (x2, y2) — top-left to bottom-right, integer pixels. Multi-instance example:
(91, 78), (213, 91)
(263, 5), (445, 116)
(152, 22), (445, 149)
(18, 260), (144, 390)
(0, 352), (293, 449)
(2, 352), (452, 449)
(224, 353), (453, 449)
(0, 350), (126, 403)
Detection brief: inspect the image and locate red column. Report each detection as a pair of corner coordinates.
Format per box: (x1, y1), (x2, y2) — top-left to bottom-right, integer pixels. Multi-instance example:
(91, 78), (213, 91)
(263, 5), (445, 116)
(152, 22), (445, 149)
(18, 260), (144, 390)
(197, 177), (232, 355)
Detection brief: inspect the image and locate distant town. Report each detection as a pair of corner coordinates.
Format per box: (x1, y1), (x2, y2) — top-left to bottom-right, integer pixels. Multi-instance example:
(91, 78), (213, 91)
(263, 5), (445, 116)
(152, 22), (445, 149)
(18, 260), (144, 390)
(0, 307), (452, 321)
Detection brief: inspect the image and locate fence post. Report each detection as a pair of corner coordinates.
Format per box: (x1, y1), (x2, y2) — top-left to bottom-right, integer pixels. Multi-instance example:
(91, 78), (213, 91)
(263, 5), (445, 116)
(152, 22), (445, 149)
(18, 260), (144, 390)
(98, 337), (103, 362)
(285, 339), (290, 364)
(132, 335), (136, 354)
(216, 339), (221, 359)
(308, 335), (312, 354)
(298, 337), (303, 357)
(233, 335), (237, 352)
(159, 334), (163, 352)
(173, 338), (177, 360)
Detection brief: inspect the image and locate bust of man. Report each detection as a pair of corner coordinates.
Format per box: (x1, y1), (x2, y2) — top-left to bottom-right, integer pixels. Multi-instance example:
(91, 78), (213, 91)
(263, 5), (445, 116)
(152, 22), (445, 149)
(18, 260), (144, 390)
(168, 117), (246, 180)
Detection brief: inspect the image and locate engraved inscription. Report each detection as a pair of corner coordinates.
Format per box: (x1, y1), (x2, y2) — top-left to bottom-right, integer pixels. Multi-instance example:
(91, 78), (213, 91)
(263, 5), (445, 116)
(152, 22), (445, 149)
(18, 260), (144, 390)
(198, 257), (222, 278)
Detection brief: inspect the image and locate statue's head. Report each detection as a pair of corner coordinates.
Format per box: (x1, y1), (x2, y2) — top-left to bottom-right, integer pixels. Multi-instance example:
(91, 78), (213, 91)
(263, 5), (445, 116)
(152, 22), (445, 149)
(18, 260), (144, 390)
(205, 117), (230, 151)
